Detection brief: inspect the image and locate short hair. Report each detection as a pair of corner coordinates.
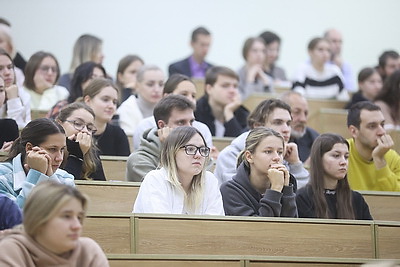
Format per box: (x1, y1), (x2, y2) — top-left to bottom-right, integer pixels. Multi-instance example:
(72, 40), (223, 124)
(242, 37), (266, 61)
(309, 133), (354, 219)
(191, 27), (210, 43)
(7, 118), (65, 161)
(0, 18), (11, 26)
(163, 73), (194, 95)
(69, 34), (102, 72)
(247, 98), (291, 129)
(153, 94), (194, 128)
(24, 181), (88, 238)
(357, 67), (378, 83)
(68, 61), (106, 103)
(82, 77), (118, 102)
(0, 48), (16, 85)
(136, 65), (162, 83)
(160, 126), (207, 213)
(237, 127), (284, 168)
(205, 66), (238, 87)
(378, 50), (399, 69)
(347, 101), (381, 128)
(24, 51), (60, 91)
(259, 31), (281, 45)
(116, 54), (144, 89)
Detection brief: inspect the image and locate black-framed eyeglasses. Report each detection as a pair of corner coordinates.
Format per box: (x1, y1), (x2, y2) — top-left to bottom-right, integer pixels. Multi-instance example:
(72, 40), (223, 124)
(65, 120), (97, 134)
(180, 145), (210, 157)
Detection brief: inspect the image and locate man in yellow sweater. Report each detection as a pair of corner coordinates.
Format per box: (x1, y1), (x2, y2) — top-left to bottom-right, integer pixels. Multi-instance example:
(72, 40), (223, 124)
(347, 101), (400, 191)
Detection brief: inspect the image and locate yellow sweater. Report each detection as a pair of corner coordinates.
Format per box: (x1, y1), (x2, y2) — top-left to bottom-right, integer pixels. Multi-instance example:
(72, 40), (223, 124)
(347, 138), (400, 191)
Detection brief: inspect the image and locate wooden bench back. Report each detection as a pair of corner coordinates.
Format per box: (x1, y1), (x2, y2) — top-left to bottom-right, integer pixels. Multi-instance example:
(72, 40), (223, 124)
(100, 155), (128, 181)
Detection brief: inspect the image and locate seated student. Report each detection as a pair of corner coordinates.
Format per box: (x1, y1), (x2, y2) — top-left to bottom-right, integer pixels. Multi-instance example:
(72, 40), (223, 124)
(127, 95), (195, 182)
(280, 91), (319, 165)
(168, 26), (213, 78)
(376, 50), (400, 83)
(195, 66), (249, 137)
(292, 37), (349, 101)
(237, 37), (273, 101)
(117, 65), (164, 135)
(133, 73), (213, 150)
(296, 133), (372, 220)
(345, 67), (382, 109)
(57, 102), (106, 180)
(0, 181), (109, 266)
(0, 76), (18, 152)
(0, 193), (22, 230)
(374, 70), (400, 131)
(116, 54), (144, 103)
(58, 34), (104, 91)
(0, 118), (75, 208)
(133, 126), (224, 215)
(214, 99), (309, 188)
(220, 127), (297, 217)
(47, 61), (106, 119)
(83, 78), (130, 156)
(0, 48), (31, 128)
(23, 51), (69, 111)
(347, 101), (400, 191)
(259, 30), (287, 82)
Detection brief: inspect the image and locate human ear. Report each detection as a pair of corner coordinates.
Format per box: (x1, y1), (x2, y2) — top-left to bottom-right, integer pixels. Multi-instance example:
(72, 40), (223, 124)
(83, 95), (91, 104)
(157, 120), (166, 129)
(205, 84), (212, 95)
(25, 142), (33, 152)
(348, 125), (358, 138)
(244, 150), (253, 164)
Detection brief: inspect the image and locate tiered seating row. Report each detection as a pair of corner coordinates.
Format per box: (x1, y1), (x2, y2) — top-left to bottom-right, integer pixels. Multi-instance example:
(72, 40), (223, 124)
(83, 213), (400, 259)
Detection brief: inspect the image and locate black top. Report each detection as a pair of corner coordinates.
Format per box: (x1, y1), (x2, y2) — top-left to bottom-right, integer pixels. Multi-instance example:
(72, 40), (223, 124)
(13, 52), (27, 72)
(0, 119), (19, 146)
(290, 127), (319, 162)
(195, 95), (249, 137)
(93, 123), (130, 156)
(63, 138), (106, 181)
(220, 162), (298, 217)
(345, 91), (369, 109)
(296, 185), (373, 220)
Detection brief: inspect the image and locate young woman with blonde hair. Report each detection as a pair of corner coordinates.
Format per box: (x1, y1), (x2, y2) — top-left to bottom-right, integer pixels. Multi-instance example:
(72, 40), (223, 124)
(133, 126), (224, 215)
(0, 181), (109, 266)
(220, 127), (298, 217)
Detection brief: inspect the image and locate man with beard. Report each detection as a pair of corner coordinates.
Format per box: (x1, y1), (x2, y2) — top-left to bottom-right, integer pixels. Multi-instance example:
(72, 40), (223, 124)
(280, 91), (319, 166)
(214, 98), (309, 188)
(347, 101), (400, 191)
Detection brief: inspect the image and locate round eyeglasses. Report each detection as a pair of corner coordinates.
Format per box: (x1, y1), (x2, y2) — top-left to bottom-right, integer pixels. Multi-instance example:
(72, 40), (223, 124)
(180, 145), (210, 157)
(65, 120), (97, 134)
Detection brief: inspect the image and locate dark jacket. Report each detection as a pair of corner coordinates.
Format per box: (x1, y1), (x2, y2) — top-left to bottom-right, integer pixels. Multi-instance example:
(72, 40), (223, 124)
(195, 95), (249, 137)
(296, 185), (373, 220)
(220, 162), (298, 217)
(168, 56), (213, 77)
(290, 127), (319, 162)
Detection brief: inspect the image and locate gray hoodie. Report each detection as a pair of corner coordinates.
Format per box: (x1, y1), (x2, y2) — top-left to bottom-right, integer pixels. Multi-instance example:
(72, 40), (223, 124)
(214, 131), (310, 188)
(126, 127), (161, 182)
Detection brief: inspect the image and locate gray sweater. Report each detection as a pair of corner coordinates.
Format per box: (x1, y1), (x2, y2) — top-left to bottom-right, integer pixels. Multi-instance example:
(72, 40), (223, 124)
(220, 162), (298, 217)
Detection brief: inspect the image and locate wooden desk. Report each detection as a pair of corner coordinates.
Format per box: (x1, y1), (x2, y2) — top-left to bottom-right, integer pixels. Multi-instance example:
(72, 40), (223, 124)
(100, 155), (129, 181)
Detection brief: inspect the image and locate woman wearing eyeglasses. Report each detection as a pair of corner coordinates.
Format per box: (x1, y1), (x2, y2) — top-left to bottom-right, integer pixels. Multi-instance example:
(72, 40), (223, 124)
(133, 126), (224, 215)
(220, 127), (298, 217)
(57, 102), (106, 180)
(23, 51), (69, 111)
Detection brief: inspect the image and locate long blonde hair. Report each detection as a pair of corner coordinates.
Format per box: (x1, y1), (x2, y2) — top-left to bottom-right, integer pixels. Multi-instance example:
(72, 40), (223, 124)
(160, 126), (208, 214)
(24, 181), (88, 238)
